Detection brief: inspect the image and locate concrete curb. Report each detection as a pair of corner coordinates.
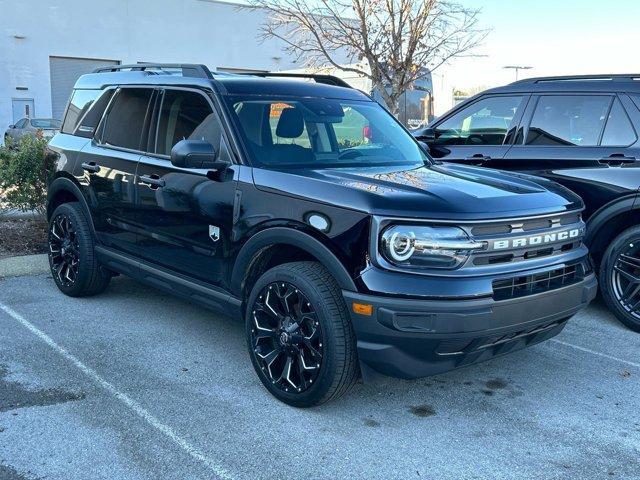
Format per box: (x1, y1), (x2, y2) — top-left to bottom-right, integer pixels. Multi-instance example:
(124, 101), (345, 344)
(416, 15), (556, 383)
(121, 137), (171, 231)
(0, 254), (49, 278)
(0, 208), (45, 220)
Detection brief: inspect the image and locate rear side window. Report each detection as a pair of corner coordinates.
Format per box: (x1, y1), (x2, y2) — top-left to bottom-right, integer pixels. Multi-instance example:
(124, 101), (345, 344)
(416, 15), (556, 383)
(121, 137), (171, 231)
(434, 96), (525, 146)
(100, 88), (153, 150)
(61, 89), (102, 134)
(526, 95), (610, 146)
(155, 89), (220, 156)
(601, 98), (636, 146)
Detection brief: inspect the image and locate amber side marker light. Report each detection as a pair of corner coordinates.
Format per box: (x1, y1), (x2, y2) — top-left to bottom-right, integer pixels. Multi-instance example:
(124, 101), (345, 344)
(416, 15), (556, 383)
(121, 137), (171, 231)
(352, 302), (373, 316)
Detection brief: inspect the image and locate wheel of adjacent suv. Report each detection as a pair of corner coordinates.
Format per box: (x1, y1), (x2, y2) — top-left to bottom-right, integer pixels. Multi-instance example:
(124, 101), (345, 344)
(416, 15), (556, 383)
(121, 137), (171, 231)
(600, 225), (640, 332)
(245, 261), (359, 407)
(48, 203), (111, 297)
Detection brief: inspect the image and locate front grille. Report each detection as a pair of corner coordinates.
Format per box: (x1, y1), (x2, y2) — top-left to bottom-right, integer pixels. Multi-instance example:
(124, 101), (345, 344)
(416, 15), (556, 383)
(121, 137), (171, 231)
(492, 262), (586, 301)
(468, 211), (585, 267)
(470, 212), (581, 237)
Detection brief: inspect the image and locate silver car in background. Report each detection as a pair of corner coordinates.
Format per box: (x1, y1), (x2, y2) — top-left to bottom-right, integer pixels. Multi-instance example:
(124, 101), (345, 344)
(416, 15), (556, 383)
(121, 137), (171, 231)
(4, 118), (61, 144)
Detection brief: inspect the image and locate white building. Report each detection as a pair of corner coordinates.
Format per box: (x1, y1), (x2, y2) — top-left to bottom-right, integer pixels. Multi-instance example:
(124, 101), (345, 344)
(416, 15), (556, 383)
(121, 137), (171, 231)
(1, 0), (332, 140)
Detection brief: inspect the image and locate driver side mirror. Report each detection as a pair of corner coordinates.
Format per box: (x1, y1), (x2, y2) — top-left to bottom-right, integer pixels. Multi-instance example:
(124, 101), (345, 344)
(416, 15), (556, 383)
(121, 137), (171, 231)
(170, 139), (228, 171)
(8, 125), (15, 129)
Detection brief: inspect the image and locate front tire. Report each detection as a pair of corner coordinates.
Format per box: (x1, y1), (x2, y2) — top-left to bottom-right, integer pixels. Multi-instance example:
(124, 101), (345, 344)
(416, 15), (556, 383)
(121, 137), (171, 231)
(245, 261), (359, 407)
(48, 203), (111, 297)
(600, 225), (640, 332)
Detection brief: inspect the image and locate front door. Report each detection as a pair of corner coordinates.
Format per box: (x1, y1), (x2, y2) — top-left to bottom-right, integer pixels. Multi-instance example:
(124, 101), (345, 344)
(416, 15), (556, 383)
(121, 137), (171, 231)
(428, 94), (529, 165)
(12, 99), (35, 123)
(134, 88), (237, 290)
(494, 93), (640, 219)
(76, 87), (155, 256)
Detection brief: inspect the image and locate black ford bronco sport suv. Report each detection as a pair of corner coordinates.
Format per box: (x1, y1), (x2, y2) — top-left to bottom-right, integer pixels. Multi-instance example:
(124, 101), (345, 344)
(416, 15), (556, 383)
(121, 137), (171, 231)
(47, 64), (596, 407)
(414, 74), (640, 332)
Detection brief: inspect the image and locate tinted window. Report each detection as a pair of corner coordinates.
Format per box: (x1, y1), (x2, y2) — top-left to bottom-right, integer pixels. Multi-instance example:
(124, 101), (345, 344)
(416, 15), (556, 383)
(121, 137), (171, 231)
(434, 96), (524, 146)
(155, 90), (218, 156)
(601, 98), (636, 146)
(526, 95), (610, 146)
(30, 119), (62, 129)
(15, 119), (28, 128)
(228, 97), (427, 168)
(62, 89), (102, 134)
(101, 89), (153, 150)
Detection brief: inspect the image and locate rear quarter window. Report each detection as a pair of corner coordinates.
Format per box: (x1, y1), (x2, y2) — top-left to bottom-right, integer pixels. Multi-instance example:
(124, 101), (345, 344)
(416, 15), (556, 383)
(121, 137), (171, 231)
(62, 89), (116, 138)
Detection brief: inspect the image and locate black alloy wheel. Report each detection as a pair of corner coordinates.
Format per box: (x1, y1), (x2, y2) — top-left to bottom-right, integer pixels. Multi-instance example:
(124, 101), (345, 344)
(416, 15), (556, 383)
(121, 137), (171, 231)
(49, 213), (80, 288)
(249, 281), (324, 394)
(245, 261), (359, 407)
(600, 225), (640, 332)
(48, 203), (111, 297)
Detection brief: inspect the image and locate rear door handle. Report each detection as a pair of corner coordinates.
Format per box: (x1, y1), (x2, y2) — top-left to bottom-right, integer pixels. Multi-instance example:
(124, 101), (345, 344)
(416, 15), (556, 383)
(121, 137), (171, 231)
(139, 174), (165, 189)
(464, 154), (492, 165)
(598, 154), (637, 166)
(81, 162), (101, 173)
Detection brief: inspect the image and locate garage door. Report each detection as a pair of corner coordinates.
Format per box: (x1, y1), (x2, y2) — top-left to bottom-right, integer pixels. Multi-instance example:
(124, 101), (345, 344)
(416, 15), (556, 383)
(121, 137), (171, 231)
(49, 56), (120, 121)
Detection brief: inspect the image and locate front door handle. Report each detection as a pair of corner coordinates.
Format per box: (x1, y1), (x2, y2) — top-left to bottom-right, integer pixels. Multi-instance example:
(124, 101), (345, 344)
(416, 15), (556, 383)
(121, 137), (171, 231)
(81, 162), (101, 173)
(464, 154), (492, 165)
(139, 174), (165, 189)
(599, 154), (637, 166)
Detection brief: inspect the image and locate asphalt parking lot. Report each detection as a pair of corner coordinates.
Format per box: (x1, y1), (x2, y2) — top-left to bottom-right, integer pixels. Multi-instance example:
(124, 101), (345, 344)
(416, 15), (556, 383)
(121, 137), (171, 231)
(0, 273), (639, 480)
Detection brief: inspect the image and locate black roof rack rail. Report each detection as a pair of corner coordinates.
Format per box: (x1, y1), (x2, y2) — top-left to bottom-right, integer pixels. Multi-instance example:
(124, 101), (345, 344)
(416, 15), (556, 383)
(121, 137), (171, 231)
(513, 74), (640, 84)
(233, 71), (352, 89)
(93, 63), (214, 79)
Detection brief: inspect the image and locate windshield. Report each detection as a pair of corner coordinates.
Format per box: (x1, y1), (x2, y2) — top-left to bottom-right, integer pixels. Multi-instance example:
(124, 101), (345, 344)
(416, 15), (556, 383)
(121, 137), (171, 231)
(226, 96), (428, 169)
(30, 119), (62, 129)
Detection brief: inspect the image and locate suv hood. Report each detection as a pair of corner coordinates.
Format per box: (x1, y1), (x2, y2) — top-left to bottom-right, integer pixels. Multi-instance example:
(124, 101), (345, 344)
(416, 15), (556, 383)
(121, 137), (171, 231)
(253, 163), (583, 220)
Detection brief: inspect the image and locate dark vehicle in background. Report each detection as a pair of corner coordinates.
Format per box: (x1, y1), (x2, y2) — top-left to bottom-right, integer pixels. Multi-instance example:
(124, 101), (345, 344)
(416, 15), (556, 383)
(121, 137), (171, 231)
(4, 118), (61, 143)
(46, 64), (596, 407)
(414, 74), (640, 332)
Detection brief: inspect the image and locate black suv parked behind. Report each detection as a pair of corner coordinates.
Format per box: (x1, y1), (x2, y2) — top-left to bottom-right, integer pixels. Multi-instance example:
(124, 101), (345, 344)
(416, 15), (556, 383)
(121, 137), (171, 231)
(47, 64), (596, 406)
(414, 74), (640, 332)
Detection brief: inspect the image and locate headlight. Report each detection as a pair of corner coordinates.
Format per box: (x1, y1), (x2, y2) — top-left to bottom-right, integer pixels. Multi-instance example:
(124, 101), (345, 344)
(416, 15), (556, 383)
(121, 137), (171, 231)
(380, 225), (486, 269)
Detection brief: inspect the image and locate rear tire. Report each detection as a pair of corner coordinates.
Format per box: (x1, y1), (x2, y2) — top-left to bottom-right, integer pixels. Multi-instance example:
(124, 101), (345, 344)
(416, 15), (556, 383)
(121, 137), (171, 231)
(48, 202), (111, 297)
(245, 261), (359, 407)
(600, 225), (640, 332)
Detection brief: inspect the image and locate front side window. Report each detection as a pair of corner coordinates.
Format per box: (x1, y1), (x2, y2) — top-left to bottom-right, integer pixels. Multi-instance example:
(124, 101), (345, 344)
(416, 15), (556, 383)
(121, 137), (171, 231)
(15, 119), (28, 129)
(227, 96), (427, 168)
(526, 95), (611, 146)
(100, 88), (153, 150)
(155, 90), (221, 156)
(434, 96), (524, 146)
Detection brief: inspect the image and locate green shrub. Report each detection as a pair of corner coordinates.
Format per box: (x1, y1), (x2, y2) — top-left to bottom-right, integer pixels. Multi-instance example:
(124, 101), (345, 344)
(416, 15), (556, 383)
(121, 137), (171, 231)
(0, 136), (54, 214)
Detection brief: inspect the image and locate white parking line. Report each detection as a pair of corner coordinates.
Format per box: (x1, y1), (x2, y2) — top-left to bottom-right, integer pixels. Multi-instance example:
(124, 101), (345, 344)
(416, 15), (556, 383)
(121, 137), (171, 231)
(0, 302), (233, 480)
(551, 339), (640, 369)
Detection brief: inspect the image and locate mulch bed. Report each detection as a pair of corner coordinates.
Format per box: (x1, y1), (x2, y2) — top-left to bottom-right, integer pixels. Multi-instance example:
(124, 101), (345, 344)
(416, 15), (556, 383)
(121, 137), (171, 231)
(0, 217), (48, 259)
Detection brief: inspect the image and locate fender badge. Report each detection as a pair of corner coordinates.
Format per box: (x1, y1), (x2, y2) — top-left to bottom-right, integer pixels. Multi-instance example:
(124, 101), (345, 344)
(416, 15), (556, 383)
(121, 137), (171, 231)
(209, 225), (220, 242)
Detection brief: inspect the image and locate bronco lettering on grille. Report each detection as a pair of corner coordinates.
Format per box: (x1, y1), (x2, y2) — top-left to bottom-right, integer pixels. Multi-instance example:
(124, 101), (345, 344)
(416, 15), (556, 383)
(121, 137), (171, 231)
(492, 228), (582, 250)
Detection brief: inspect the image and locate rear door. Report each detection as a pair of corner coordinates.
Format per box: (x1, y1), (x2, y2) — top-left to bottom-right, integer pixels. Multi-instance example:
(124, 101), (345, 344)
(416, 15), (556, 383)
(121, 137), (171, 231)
(493, 93), (640, 218)
(75, 87), (155, 255)
(428, 94), (529, 165)
(134, 87), (238, 289)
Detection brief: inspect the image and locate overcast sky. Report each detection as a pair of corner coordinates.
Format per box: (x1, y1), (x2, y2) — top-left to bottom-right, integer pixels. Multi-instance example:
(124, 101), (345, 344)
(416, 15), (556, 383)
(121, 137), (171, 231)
(443, 0), (640, 90)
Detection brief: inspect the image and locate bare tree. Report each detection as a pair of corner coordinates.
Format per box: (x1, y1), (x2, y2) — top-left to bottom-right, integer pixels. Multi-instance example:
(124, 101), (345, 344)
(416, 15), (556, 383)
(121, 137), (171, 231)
(246, 0), (488, 116)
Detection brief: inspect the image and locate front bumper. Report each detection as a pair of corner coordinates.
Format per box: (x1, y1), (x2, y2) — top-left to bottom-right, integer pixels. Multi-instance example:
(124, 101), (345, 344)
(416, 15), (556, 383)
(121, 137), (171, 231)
(343, 273), (597, 379)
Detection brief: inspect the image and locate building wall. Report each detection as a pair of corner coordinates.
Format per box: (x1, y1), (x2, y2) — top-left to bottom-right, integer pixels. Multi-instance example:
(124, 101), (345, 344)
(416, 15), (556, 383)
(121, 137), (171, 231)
(0, 0), (330, 141)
